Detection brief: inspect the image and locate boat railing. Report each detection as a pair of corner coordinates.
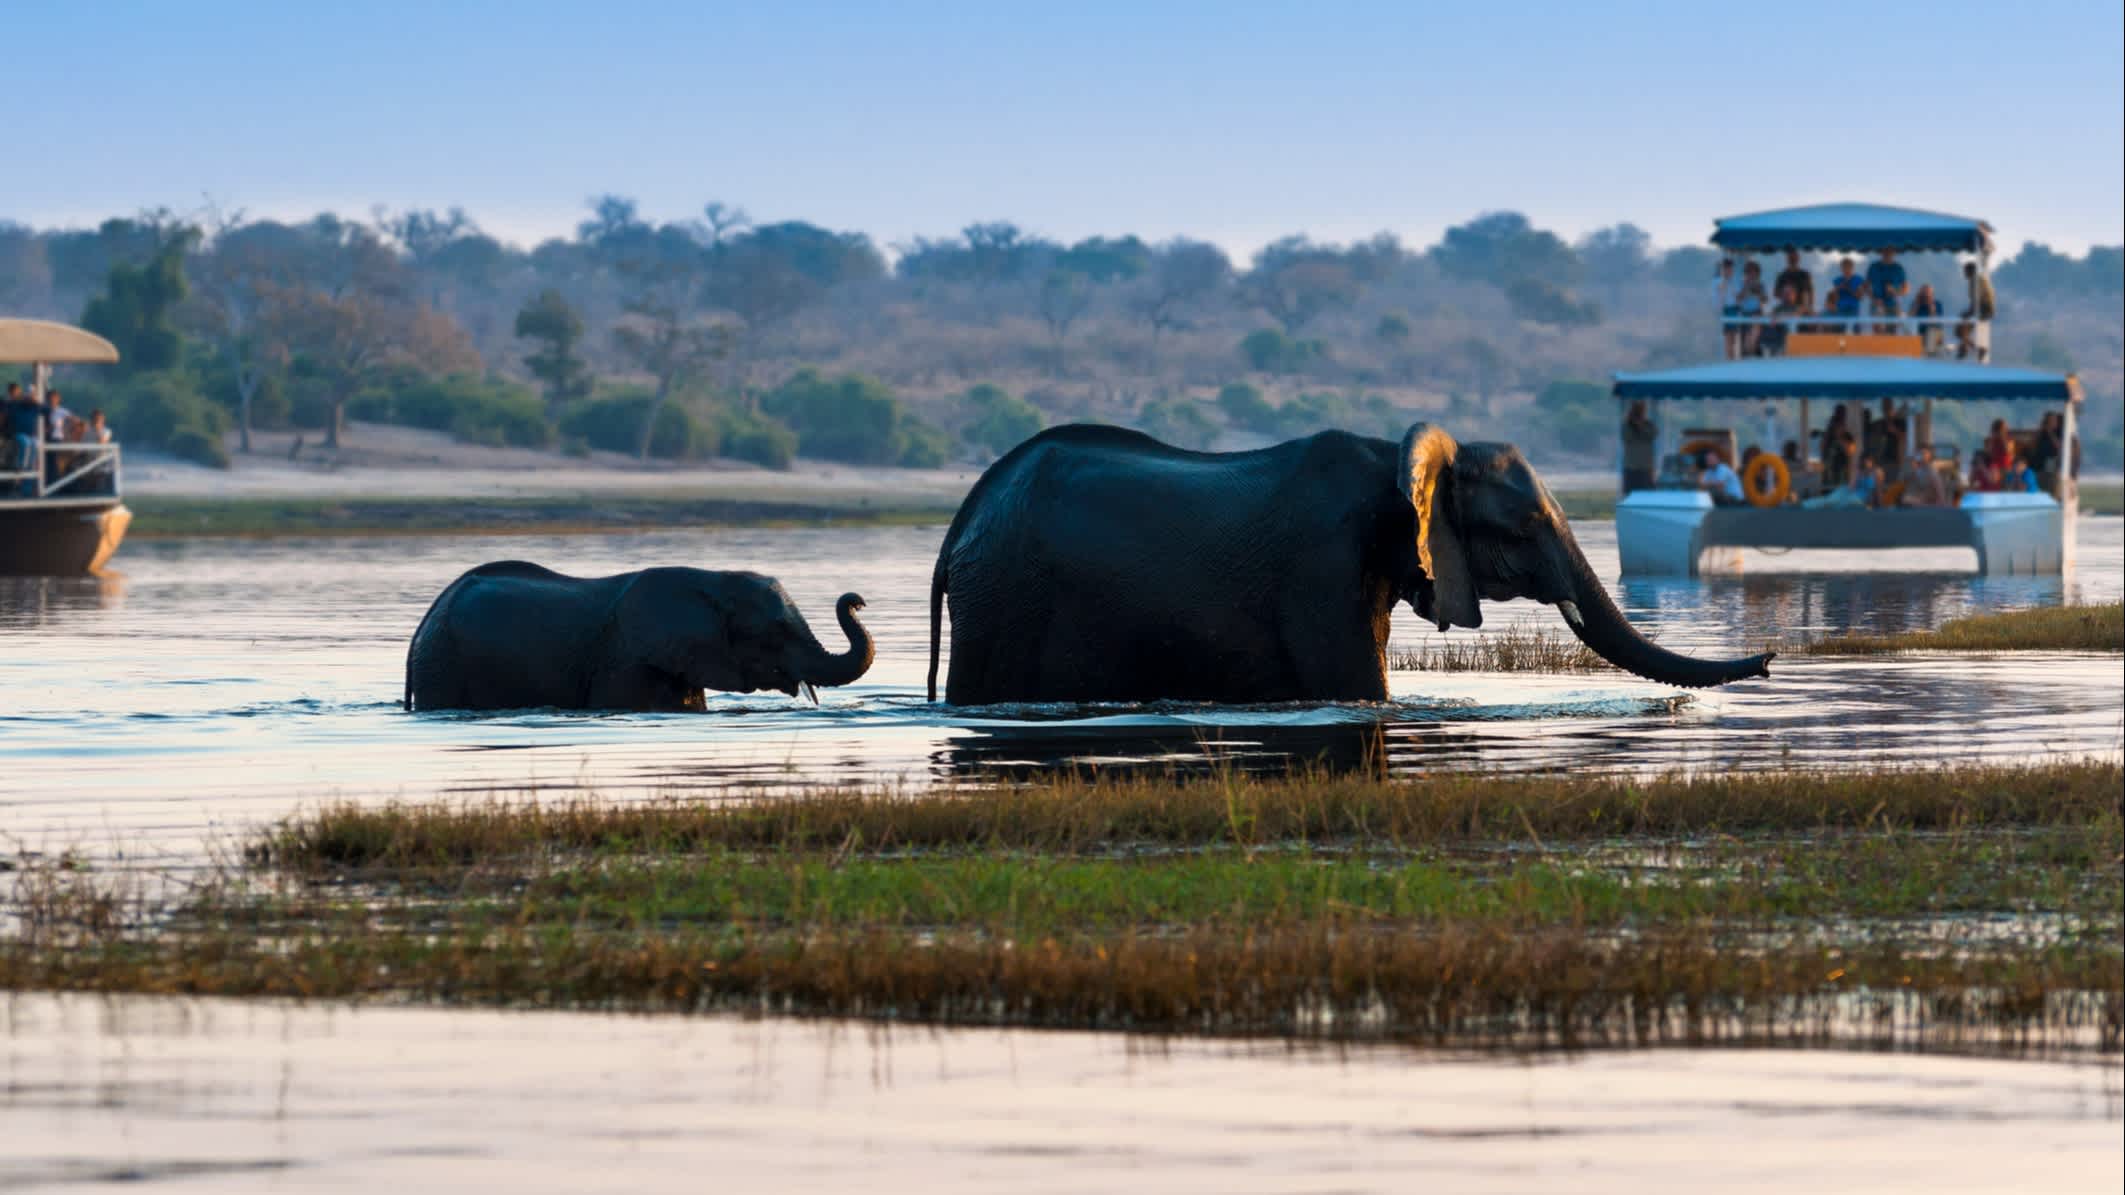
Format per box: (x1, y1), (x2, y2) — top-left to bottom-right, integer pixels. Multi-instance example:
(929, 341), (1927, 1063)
(0, 441), (123, 501)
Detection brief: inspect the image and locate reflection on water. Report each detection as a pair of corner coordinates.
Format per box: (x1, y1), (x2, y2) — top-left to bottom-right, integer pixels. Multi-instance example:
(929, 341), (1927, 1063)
(2, 993), (2117, 1194)
(1, 521), (2119, 864)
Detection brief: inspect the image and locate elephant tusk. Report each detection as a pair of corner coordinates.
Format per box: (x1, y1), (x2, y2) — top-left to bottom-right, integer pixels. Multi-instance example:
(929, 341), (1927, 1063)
(802, 682), (819, 705)
(1557, 600), (1585, 628)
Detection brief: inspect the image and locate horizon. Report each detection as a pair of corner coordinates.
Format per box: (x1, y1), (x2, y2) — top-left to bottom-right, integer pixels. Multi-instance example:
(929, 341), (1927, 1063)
(8, 0), (2120, 261)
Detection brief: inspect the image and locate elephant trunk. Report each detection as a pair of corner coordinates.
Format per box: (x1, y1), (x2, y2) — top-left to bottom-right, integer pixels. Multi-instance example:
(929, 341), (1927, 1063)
(1551, 527), (1772, 689)
(800, 593), (875, 688)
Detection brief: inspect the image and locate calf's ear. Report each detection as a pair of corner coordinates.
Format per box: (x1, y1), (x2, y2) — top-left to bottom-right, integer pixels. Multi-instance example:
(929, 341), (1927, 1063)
(1397, 424), (1481, 631)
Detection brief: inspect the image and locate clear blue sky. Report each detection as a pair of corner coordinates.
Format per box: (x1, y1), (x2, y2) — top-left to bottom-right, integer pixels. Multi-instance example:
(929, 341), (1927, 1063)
(9, 0), (2121, 259)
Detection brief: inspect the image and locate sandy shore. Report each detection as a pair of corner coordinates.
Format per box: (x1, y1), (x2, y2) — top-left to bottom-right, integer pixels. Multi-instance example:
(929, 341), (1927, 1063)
(125, 423), (980, 507)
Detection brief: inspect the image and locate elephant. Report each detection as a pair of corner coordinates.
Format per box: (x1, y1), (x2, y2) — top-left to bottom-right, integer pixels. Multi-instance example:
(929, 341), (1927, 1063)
(926, 423), (1771, 705)
(405, 561), (874, 712)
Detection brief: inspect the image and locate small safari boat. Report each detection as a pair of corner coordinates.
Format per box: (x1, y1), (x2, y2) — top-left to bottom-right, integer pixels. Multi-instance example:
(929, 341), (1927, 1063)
(1, 319), (131, 574)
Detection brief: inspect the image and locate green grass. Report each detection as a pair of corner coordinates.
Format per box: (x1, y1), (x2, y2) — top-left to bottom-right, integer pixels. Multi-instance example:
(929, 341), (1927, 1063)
(1804, 603), (2123, 655)
(1391, 626), (1610, 673)
(2081, 483), (2121, 516)
(125, 494), (955, 538)
(9, 761), (2119, 1050)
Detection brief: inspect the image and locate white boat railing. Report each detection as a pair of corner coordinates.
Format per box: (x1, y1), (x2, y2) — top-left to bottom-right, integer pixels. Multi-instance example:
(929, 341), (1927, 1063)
(0, 441), (123, 501)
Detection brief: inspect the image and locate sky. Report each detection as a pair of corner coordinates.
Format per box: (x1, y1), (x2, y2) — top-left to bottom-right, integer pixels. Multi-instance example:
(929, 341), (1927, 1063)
(8, 0), (2122, 260)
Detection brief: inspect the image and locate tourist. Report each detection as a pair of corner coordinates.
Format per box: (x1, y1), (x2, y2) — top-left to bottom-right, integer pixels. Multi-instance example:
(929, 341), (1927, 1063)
(1871, 398), (1906, 478)
(83, 409), (116, 493)
(1821, 404), (1855, 488)
(1982, 418), (2014, 473)
(43, 389), (81, 485)
(1734, 261), (1769, 355)
(1865, 249), (1908, 333)
(1764, 283), (1805, 355)
(5, 383), (43, 492)
(1967, 451), (2001, 493)
(1899, 448), (1947, 506)
(2029, 411), (2064, 497)
(1853, 456), (1884, 508)
(1774, 248), (1814, 314)
(1910, 284), (1946, 353)
(1621, 400), (1658, 494)
(1829, 258), (1868, 327)
(1716, 258), (1740, 358)
(1956, 262), (1995, 361)
(1699, 449), (1746, 507)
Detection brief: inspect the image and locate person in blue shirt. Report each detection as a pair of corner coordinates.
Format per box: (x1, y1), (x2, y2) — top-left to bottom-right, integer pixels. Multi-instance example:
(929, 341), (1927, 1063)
(1865, 250), (1909, 333)
(1829, 258), (1869, 325)
(1698, 449), (1746, 507)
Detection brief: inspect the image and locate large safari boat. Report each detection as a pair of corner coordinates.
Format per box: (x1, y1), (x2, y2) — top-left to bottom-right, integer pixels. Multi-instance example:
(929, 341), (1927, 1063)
(1, 319), (130, 574)
(1612, 204), (2081, 576)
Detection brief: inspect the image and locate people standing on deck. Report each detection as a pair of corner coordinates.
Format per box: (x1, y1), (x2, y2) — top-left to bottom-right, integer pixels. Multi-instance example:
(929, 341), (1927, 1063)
(5, 383), (43, 492)
(1982, 419), (2014, 474)
(1733, 262), (1770, 355)
(1821, 404), (1856, 488)
(1764, 283), (1804, 355)
(1698, 449), (1746, 507)
(1621, 401), (1658, 494)
(1910, 284), (1946, 353)
(1869, 398), (1907, 478)
(43, 389), (81, 484)
(2030, 411), (2065, 497)
(1829, 259), (1869, 327)
(1957, 262), (1995, 361)
(83, 410), (116, 493)
(1774, 248), (1815, 314)
(1865, 250), (1909, 333)
(1716, 258), (1740, 358)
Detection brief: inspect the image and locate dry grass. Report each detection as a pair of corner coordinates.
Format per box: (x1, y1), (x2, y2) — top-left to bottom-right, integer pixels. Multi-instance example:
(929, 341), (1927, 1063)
(1804, 603), (2124, 655)
(253, 761), (2123, 873)
(1390, 626), (1610, 674)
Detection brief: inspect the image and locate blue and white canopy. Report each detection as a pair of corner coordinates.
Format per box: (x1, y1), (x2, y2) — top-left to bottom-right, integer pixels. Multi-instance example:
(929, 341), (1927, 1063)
(1613, 358), (2078, 403)
(1710, 203), (1994, 254)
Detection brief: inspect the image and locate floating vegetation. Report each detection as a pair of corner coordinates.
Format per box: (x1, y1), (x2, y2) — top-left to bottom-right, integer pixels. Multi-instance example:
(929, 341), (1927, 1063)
(1390, 626), (1610, 674)
(6, 761), (2119, 1052)
(1803, 603), (2123, 655)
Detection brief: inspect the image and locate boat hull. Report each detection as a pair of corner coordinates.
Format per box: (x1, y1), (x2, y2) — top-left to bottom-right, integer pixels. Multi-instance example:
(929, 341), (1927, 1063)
(0, 500), (130, 575)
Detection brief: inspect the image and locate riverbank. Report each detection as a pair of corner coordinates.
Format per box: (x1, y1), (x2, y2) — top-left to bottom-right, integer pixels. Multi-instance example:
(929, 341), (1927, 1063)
(1801, 601), (2124, 654)
(125, 493), (957, 538)
(12, 761), (2118, 1052)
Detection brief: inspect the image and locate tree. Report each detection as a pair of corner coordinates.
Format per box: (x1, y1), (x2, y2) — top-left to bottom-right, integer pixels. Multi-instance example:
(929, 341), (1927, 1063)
(191, 206), (281, 452)
(515, 289), (593, 414)
(612, 284), (731, 460)
(80, 222), (199, 374)
(1432, 211), (1581, 286)
(960, 383), (1045, 458)
(1135, 239), (1231, 344)
(261, 286), (481, 449)
(1374, 311), (1413, 345)
(1245, 239), (1360, 333)
(1038, 268), (1092, 372)
(1577, 223), (1652, 295)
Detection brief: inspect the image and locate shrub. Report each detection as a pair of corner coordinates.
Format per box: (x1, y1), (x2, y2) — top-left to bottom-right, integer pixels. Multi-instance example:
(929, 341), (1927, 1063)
(1534, 379), (1609, 456)
(895, 415), (953, 468)
(1136, 398), (1218, 449)
(961, 383), (1045, 458)
(1504, 278), (1601, 327)
(67, 372), (231, 468)
(1215, 382), (1276, 433)
(560, 389), (709, 460)
(353, 374), (553, 449)
(1239, 329), (1328, 374)
(763, 368), (943, 467)
(713, 405), (797, 470)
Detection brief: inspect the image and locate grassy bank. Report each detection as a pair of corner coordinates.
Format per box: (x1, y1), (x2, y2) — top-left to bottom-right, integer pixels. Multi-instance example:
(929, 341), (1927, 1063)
(125, 493), (957, 538)
(2081, 483), (2122, 516)
(9, 762), (2119, 1051)
(1803, 603), (2124, 655)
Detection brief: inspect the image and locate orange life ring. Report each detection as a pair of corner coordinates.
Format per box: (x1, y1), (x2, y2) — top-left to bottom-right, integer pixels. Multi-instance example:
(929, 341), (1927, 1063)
(1743, 454), (1790, 507)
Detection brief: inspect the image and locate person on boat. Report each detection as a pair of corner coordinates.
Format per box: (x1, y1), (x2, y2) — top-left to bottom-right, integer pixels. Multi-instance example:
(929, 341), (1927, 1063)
(1828, 259), (1869, 328)
(1870, 398), (1907, 479)
(1716, 258), (1740, 358)
(1763, 283), (1805, 355)
(1774, 248), (1814, 314)
(4, 382), (42, 492)
(2029, 411), (2064, 497)
(1736, 262), (1771, 355)
(42, 389), (81, 484)
(1820, 404), (1855, 488)
(1865, 250), (1908, 333)
(1780, 440), (1807, 502)
(1698, 449), (1746, 507)
(1956, 262), (1995, 361)
(1967, 450), (2001, 493)
(1621, 401), (1658, 494)
(83, 409), (115, 493)
(1900, 448), (1951, 507)
(1910, 284), (1946, 353)
(1852, 456), (1884, 508)
(1982, 419), (2014, 473)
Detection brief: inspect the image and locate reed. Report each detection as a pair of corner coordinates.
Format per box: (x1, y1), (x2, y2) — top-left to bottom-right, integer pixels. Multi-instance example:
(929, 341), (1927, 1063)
(1390, 626), (1609, 673)
(1803, 603), (2123, 655)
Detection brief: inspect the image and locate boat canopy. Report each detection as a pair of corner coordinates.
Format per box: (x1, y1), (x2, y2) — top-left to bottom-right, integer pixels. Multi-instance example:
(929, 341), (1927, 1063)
(1709, 203), (1993, 254)
(1613, 357), (2079, 402)
(0, 319), (120, 365)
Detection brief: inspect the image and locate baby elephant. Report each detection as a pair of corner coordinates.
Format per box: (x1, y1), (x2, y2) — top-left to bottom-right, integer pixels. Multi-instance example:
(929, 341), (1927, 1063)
(404, 561), (874, 712)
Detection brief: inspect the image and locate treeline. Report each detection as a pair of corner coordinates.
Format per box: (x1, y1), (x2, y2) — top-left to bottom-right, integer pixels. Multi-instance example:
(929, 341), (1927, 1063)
(3, 201), (2118, 470)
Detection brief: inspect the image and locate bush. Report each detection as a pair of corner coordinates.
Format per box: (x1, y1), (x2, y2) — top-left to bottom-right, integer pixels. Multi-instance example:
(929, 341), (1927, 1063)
(961, 383), (1045, 458)
(560, 389), (710, 460)
(763, 368), (944, 467)
(67, 372), (231, 468)
(713, 405), (797, 470)
(1136, 398), (1218, 449)
(1215, 382), (1276, 433)
(352, 375), (553, 449)
(1239, 329), (1328, 374)
(1533, 379), (1610, 456)
(1504, 278), (1601, 327)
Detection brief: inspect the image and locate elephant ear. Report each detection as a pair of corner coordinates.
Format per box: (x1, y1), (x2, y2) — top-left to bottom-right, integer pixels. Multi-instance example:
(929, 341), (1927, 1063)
(1397, 423), (1481, 631)
(630, 576), (745, 693)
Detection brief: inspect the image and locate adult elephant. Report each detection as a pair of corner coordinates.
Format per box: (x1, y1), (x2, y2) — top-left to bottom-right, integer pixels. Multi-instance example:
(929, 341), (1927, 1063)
(406, 561), (873, 712)
(926, 424), (1770, 704)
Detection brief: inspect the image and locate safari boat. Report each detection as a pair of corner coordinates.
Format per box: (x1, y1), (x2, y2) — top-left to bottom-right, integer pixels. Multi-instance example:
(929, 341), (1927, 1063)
(1612, 204), (2081, 576)
(1, 319), (130, 574)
